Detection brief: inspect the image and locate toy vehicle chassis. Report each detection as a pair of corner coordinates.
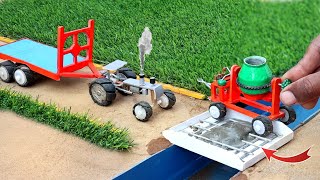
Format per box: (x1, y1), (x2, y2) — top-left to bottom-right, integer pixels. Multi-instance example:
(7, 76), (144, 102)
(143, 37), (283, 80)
(200, 65), (296, 137)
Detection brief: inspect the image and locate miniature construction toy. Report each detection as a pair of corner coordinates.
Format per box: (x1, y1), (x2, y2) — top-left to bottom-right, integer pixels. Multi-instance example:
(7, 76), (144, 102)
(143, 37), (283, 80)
(0, 19), (175, 122)
(163, 56), (296, 171)
(205, 56), (296, 136)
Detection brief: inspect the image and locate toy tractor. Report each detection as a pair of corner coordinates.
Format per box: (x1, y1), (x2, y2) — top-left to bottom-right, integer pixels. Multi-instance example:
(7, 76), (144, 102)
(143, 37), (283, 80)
(89, 27), (176, 122)
(199, 56), (296, 137)
(89, 59), (176, 122)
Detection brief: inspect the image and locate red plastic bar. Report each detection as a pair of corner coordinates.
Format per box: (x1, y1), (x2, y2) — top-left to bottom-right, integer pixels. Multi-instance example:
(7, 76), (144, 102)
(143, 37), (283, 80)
(225, 103), (259, 118)
(228, 65), (241, 103)
(270, 78), (282, 116)
(239, 97), (271, 112)
(56, 19), (102, 78)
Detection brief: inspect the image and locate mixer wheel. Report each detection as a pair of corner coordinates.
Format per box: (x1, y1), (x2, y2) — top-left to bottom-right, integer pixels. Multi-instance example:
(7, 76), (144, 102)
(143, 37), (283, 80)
(252, 116), (273, 137)
(209, 102), (226, 119)
(280, 105), (296, 125)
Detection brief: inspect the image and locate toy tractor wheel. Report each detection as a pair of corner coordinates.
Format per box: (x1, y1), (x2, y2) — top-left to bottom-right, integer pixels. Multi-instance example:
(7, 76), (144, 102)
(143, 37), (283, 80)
(158, 90), (176, 109)
(0, 60), (16, 83)
(133, 101), (153, 122)
(209, 102), (226, 119)
(13, 65), (35, 87)
(117, 67), (137, 79)
(116, 67), (137, 95)
(280, 105), (296, 125)
(252, 116), (273, 137)
(89, 78), (116, 106)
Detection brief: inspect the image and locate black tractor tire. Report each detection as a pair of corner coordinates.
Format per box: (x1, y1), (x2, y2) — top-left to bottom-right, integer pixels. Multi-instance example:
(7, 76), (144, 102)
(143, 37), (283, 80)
(117, 67), (137, 79)
(252, 116), (273, 137)
(89, 78), (116, 106)
(280, 105), (296, 125)
(208, 102), (227, 119)
(133, 101), (153, 122)
(116, 67), (137, 96)
(0, 60), (16, 83)
(13, 65), (36, 87)
(158, 90), (176, 109)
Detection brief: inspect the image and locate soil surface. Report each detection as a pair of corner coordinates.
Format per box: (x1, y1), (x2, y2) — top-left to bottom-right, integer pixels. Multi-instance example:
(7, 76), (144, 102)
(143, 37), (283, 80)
(1, 40), (320, 179)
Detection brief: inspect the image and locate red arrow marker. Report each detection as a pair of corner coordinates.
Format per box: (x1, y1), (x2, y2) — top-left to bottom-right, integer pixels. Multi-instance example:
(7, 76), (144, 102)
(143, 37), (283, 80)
(262, 147), (311, 163)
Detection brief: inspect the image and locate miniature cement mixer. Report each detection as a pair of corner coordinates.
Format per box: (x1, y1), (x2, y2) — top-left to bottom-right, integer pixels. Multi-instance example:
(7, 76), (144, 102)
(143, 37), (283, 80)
(206, 56), (296, 137)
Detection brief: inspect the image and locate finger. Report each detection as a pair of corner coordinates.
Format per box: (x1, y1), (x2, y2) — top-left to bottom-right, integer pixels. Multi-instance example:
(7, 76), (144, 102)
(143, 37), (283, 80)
(282, 35), (320, 81)
(301, 98), (319, 109)
(280, 71), (320, 106)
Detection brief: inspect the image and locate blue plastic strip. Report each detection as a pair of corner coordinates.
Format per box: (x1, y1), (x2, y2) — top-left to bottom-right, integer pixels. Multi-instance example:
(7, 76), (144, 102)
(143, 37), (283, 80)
(114, 145), (213, 180)
(114, 100), (320, 180)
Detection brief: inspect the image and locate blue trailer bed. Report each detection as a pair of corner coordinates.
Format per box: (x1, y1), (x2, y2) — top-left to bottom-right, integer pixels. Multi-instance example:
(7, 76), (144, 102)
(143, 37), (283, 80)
(0, 39), (84, 78)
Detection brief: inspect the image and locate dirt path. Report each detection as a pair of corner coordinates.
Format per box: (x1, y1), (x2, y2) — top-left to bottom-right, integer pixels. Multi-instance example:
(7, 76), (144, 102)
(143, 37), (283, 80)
(0, 111), (144, 179)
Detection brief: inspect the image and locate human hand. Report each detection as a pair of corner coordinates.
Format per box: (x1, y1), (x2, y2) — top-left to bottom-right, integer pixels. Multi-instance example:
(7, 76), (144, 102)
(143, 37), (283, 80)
(280, 35), (320, 109)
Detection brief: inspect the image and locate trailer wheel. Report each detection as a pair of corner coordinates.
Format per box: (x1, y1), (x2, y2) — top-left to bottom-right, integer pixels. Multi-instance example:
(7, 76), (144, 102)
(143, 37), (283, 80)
(116, 67), (136, 95)
(158, 90), (176, 109)
(0, 61), (16, 83)
(280, 105), (296, 125)
(133, 101), (153, 122)
(209, 102), (226, 119)
(89, 78), (116, 106)
(13, 65), (35, 87)
(252, 116), (273, 137)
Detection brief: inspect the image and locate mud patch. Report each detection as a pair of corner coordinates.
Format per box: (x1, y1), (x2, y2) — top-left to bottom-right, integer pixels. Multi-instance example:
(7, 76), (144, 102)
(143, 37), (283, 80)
(146, 137), (172, 155)
(230, 173), (248, 180)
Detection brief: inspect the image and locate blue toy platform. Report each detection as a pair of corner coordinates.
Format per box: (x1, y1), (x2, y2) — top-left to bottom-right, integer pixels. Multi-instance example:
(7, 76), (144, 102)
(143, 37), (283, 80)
(0, 39), (84, 74)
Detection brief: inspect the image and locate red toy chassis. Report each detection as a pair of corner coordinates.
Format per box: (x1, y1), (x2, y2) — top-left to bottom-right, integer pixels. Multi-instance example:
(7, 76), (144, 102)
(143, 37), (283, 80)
(208, 65), (296, 137)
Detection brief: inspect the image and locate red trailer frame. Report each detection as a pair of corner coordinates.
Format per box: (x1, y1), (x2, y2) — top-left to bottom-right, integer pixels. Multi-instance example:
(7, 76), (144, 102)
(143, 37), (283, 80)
(57, 19), (102, 79)
(0, 19), (102, 81)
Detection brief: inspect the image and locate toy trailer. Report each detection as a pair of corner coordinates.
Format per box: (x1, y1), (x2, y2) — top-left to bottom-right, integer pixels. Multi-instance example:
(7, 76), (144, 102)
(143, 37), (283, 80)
(0, 20), (101, 85)
(0, 20), (119, 106)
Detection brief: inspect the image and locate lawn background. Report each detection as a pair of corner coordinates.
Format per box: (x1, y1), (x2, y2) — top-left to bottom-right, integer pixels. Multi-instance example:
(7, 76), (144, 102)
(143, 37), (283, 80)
(0, 0), (319, 94)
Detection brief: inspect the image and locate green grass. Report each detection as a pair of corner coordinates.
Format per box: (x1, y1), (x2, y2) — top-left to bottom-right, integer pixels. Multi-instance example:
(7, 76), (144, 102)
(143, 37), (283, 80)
(0, 88), (134, 150)
(0, 0), (320, 94)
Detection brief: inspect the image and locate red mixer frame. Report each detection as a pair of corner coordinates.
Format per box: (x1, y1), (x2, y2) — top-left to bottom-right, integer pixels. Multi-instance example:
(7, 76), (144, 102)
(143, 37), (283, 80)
(210, 65), (284, 120)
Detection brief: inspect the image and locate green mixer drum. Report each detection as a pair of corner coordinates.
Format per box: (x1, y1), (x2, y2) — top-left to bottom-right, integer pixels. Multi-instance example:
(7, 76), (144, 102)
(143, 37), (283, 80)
(238, 56), (272, 95)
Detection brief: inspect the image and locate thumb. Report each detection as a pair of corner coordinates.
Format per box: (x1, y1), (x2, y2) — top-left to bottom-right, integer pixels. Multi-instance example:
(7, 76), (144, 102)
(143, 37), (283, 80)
(280, 71), (320, 108)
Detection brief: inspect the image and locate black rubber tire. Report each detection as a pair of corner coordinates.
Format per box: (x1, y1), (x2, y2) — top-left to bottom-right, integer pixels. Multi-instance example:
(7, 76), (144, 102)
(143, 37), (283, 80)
(280, 105), (296, 125)
(159, 90), (176, 109)
(208, 102), (226, 119)
(133, 101), (153, 122)
(0, 60), (16, 83)
(89, 78), (116, 106)
(252, 116), (273, 137)
(117, 67), (137, 79)
(13, 65), (36, 87)
(116, 67), (137, 96)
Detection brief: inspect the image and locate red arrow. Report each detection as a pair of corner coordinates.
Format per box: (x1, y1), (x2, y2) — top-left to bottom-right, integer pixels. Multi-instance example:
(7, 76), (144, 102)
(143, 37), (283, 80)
(262, 147), (311, 163)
